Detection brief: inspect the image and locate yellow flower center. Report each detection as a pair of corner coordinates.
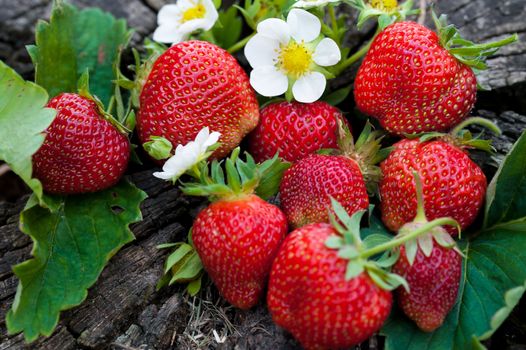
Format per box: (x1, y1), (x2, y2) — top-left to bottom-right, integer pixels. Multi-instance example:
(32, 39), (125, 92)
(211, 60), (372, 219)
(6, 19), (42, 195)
(278, 41), (313, 78)
(370, 0), (398, 11)
(182, 3), (206, 22)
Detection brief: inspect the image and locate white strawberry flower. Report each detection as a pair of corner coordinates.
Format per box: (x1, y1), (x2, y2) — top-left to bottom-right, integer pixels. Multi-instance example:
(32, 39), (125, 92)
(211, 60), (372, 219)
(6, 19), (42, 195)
(153, 127), (220, 182)
(153, 0), (219, 44)
(292, 0), (340, 9)
(244, 9), (341, 103)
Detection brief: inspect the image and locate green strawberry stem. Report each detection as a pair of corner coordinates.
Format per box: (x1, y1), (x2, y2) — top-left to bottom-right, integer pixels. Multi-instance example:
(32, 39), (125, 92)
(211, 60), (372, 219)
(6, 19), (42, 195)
(334, 35), (376, 75)
(227, 33), (255, 54)
(413, 169), (427, 223)
(328, 4), (338, 34)
(359, 217), (458, 259)
(451, 117), (502, 137)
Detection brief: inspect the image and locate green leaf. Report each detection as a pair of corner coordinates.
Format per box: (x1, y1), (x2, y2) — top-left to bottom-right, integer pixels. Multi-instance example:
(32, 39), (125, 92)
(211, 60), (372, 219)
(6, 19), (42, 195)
(256, 155), (291, 200)
(484, 131), (526, 228)
(164, 243), (194, 273)
(28, 1), (132, 106)
(383, 218), (526, 349)
(143, 136), (173, 161)
(6, 180), (147, 342)
(212, 7), (243, 49)
(187, 276), (203, 296)
(322, 86), (351, 106)
(0, 61), (56, 207)
(169, 252), (203, 284)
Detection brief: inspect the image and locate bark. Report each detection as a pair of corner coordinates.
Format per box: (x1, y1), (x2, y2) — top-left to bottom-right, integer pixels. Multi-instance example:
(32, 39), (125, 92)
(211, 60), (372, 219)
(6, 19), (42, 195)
(0, 0), (525, 349)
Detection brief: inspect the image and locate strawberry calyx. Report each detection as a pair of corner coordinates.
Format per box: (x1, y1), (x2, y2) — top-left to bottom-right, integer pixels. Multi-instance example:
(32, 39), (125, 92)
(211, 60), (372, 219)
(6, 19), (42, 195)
(347, 0), (418, 29)
(395, 172), (463, 265)
(336, 120), (392, 193)
(76, 71), (131, 135)
(325, 198), (409, 291)
(411, 117), (502, 153)
(157, 228), (204, 296)
(179, 148), (291, 202)
(432, 11), (518, 70)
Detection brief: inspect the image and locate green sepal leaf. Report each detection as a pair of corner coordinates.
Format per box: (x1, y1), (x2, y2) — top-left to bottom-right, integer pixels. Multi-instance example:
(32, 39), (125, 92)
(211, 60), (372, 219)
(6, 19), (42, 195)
(187, 276), (203, 296)
(322, 86), (351, 106)
(255, 154), (291, 200)
(485, 131), (526, 227)
(169, 251), (203, 285)
(345, 261), (365, 280)
(212, 7), (243, 49)
(325, 235), (344, 249)
(0, 61), (56, 207)
(28, 0), (133, 105)
(164, 243), (193, 273)
(143, 136), (173, 161)
(6, 180), (147, 342)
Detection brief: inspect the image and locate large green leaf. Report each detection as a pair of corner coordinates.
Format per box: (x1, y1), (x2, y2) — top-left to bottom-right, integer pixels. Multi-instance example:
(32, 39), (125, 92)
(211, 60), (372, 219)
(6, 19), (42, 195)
(383, 218), (526, 350)
(0, 60), (56, 205)
(383, 131), (526, 349)
(484, 131), (526, 228)
(27, 1), (132, 106)
(5, 180), (147, 342)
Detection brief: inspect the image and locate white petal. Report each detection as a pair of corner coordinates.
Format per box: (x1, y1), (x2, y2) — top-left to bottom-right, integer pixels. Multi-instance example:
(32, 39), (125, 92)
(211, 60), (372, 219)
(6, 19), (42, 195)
(153, 24), (186, 44)
(177, 0), (197, 11)
(157, 4), (183, 25)
(287, 9), (321, 43)
(257, 18), (290, 44)
(250, 66), (289, 97)
(153, 171), (176, 180)
(178, 18), (209, 33)
(313, 38), (341, 66)
(244, 34), (280, 68)
(202, 0), (219, 30)
(204, 131), (221, 148)
(292, 72), (326, 103)
(194, 127), (210, 146)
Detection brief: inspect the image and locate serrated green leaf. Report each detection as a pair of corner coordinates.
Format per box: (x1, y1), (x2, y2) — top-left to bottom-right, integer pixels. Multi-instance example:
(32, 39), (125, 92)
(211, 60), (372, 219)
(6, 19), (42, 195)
(256, 155), (291, 200)
(29, 1), (132, 106)
(383, 218), (526, 350)
(6, 180), (147, 342)
(0, 61), (56, 207)
(485, 131), (526, 228)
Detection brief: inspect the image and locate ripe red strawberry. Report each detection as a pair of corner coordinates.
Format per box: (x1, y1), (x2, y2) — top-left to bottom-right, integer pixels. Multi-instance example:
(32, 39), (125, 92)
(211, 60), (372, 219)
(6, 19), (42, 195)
(380, 138), (486, 234)
(392, 237), (462, 332)
(192, 194), (287, 309)
(354, 21), (476, 134)
(32, 93), (130, 194)
(137, 40), (259, 159)
(248, 101), (347, 163)
(280, 154), (369, 228)
(390, 172), (462, 332)
(354, 18), (516, 135)
(267, 222), (392, 349)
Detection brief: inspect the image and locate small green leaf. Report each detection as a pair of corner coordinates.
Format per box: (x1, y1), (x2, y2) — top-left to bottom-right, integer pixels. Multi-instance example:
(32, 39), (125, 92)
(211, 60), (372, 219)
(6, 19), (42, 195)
(345, 261), (364, 280)
(322, 86), (351, 106)
(418, 233), (434, 257)
(256, 154), (291, 200)
(405, 239), (418, 266)
(187, 276), (203, 296)
(29, 1), (132, 105)
(362, 233), (391, 250)
(338, 245), (359, 260)
(485, 131), (526, 228)
(6, 180), (147, 342)
(325, 235), (344, 249)
(169, 252), (203, 284)
(0, 61), (56, 207)
(164, 244), (194, 273)
(212, 7), (242, 49)
(143, 136), (173, 160)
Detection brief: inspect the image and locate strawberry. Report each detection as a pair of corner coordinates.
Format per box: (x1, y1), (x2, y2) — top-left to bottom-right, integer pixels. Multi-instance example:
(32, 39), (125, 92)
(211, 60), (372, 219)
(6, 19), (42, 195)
(247, 101), (346, 163)
(393, 239), (462, 332)
(32, 93), (130, 194)
(391, 172), (462, 332)
(179, 150), (289, 309)
(280, 154), (369, 228)
(267, 201), (406, 350)
(379, 138), (486, 234)
(354, 18), (516, 135)
(279, 122), (385, 229)
(137, 40), (259, 160)
(193, 194), (287, 309)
